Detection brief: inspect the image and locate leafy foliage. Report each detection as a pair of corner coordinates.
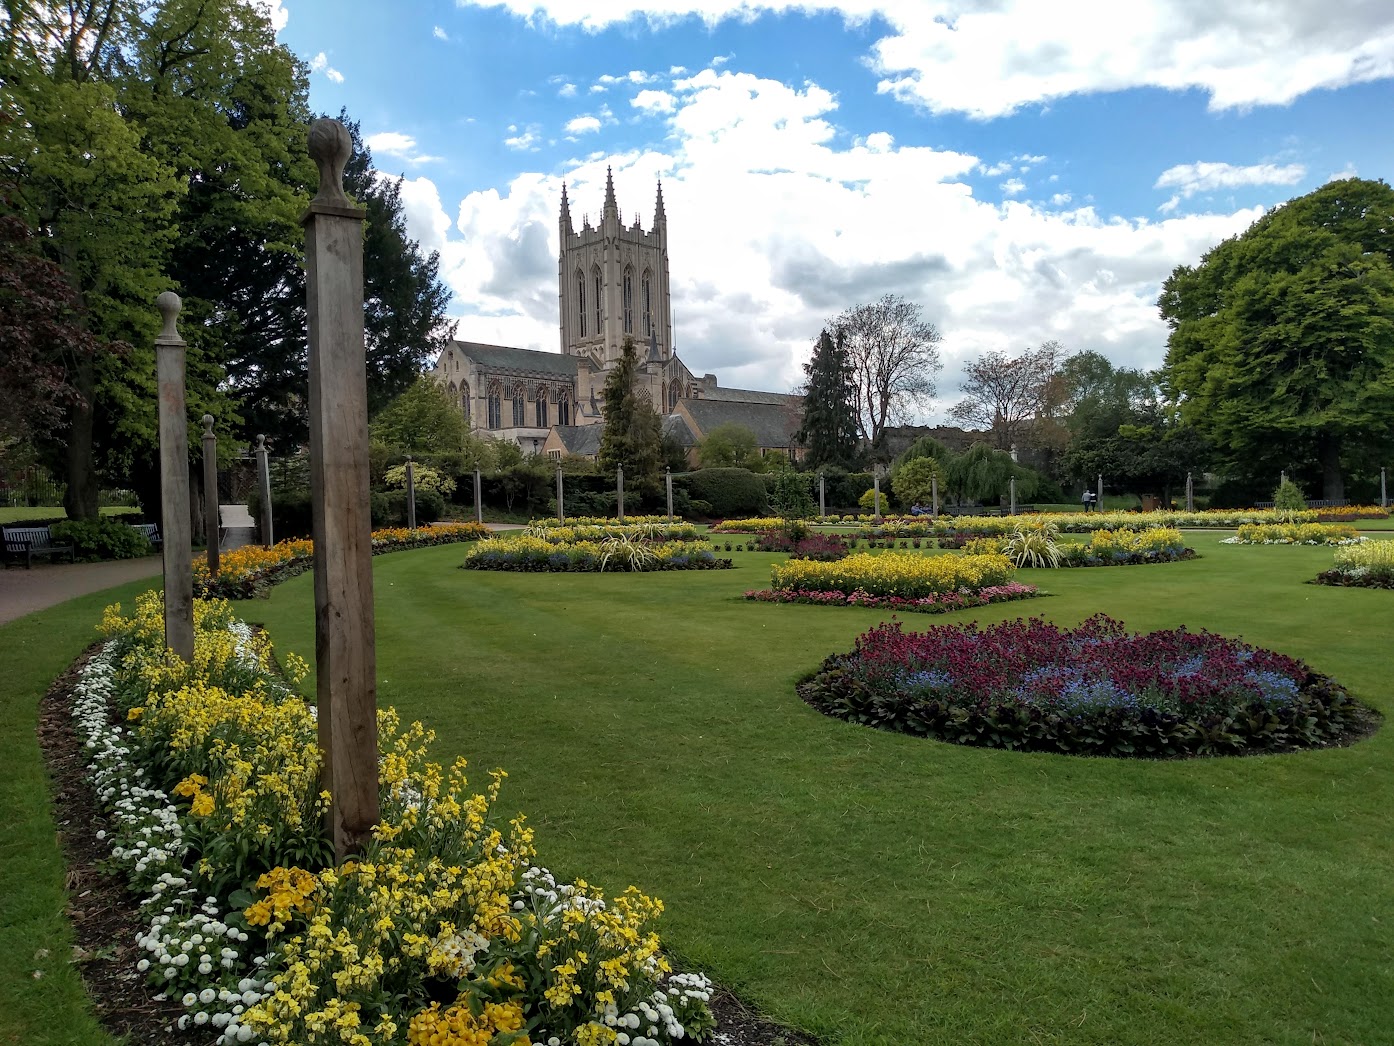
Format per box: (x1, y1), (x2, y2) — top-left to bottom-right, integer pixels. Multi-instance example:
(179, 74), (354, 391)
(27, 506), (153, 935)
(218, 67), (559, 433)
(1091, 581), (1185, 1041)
(796, 328), (860, 468)
(49, 518), (152, 561)
(598, 337), (664, 496)
(679, 467), (768, 517)
(950, 341), (1065, 452)
(696, 422), (758, 468)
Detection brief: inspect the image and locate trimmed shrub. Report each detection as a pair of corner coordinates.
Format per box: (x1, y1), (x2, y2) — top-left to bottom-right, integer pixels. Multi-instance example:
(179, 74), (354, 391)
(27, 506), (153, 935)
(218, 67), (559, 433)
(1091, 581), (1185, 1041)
(50, 518), (152, 561)
(678, 468), (768, 517)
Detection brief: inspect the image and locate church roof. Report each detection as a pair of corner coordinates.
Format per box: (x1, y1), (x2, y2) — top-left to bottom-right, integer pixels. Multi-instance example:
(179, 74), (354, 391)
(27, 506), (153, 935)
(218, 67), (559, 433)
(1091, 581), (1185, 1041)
(696, 385), (800, 407)
(449, 341), (579, 379)
(679, 397), (803, 450)
(662, 413), (695, 447)
(550, 425), (604, 457)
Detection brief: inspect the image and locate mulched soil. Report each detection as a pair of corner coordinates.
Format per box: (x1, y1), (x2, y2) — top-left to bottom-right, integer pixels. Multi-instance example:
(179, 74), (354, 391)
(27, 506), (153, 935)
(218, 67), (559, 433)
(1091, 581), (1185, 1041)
(35, 645), (819, 1046)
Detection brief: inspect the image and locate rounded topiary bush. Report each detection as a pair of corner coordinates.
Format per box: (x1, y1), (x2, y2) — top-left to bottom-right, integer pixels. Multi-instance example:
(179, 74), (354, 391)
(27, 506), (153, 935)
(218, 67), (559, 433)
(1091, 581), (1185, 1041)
(797, 615), (1376, 758)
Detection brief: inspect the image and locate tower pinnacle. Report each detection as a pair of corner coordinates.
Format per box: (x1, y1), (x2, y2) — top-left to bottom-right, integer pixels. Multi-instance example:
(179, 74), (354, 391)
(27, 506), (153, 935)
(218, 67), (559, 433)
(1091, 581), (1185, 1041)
(603, 166), (618, 223)
(560, 181), (574, 238)
(654, 178), (666, 224)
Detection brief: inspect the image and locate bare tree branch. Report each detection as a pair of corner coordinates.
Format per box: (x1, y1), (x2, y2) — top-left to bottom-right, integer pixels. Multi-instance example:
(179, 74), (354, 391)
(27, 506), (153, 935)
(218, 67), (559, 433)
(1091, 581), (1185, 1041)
(831, 293), (943, 446)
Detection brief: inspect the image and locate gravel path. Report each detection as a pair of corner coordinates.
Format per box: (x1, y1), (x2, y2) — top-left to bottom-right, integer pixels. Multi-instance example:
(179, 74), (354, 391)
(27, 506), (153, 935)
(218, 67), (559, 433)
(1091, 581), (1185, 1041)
(0, 556), (164, 626)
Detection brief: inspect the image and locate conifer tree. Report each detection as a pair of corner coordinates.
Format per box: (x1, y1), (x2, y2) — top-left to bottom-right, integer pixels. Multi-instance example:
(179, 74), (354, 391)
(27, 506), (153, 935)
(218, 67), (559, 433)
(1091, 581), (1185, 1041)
(797, 328), (860, 468)
(598, 338), (663, 495)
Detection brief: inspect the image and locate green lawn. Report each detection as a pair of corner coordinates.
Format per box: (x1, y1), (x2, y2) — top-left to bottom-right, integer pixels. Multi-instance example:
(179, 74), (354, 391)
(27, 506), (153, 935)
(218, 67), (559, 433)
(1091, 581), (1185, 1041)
(3, 538), (1392, 1044)
(0, 505), (138, 524)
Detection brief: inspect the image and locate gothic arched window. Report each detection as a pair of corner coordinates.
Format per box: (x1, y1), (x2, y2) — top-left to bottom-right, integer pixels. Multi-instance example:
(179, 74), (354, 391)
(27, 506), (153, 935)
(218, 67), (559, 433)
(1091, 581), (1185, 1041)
(668, 379), (679, 411)
(535, 385), (549, 428)
(593, 267), (602, 334)
(486, 381), (503, 429)
(642, 270), (652, 336)
(512, 384), (526, 427)
(622, 267), (634, 334)
(576, 270), (586, 338)
(461, 382), (471, 422)
(557, 389), (571, 427)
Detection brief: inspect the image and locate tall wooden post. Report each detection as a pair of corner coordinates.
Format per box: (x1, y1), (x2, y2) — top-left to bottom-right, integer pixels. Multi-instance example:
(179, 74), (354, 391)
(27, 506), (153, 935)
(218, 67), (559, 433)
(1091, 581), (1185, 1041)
(873, 467), (882, 523)
(1382, 467), (1387, 510)
(304, 118), (378, 860)
(1009, 476), (1017, 516)
(201, 415), (220, 576)
(557, 464), (565, 523)
(474, 467), (483, 524)
(818, 473), (825, 520)
(155, 293), (194, 661)
(931, 474), (939, 519)
(405, 456), (417, 530)
(665, 467), (673, 523)
(1097, 473), (1104, 513)
(617, 464), (625, 522)
(1186, 471), (1194, 513)
(256, 435), (274, 548)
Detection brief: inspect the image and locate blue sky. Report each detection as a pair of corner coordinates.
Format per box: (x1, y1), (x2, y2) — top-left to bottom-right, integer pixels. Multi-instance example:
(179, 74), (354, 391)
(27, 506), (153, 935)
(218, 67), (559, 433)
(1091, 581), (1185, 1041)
(262, 0), (1394, 419)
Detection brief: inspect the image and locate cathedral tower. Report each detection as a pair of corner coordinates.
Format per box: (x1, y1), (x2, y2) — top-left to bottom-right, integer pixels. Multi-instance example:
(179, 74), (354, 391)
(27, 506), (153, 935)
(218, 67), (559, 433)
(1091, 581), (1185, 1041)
(558, 170), (673, 366)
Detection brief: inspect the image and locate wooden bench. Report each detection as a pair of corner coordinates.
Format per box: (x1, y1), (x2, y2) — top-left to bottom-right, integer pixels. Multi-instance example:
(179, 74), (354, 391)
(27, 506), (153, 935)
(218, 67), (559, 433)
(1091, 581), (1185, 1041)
(133, 522), (162, 550)
(3, 525), (76, 568)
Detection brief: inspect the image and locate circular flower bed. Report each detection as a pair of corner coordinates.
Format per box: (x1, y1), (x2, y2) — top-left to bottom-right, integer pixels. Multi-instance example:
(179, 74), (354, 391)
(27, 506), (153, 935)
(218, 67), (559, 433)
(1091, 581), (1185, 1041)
(797, 615), (1374, 758)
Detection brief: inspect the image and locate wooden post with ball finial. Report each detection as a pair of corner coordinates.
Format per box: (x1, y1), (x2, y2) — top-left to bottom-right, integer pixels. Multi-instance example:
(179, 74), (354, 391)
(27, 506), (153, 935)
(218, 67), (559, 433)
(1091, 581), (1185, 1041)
(155, 292), (194, 661)
(304, 118), (379, 859)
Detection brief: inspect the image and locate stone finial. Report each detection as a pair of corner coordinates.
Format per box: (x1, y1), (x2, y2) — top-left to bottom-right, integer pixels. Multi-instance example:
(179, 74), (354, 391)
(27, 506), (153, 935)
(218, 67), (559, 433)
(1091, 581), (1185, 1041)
(256, 434), (267, 451)
(201, 414), (215, 437)
(156, 291), (183, 344)
(308, 118), (353, 207)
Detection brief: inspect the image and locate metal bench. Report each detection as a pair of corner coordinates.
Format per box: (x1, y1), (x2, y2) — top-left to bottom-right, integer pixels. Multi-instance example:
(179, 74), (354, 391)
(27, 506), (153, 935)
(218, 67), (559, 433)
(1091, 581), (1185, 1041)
(133, 522), (162, 550)
(3, 525), (77, 568)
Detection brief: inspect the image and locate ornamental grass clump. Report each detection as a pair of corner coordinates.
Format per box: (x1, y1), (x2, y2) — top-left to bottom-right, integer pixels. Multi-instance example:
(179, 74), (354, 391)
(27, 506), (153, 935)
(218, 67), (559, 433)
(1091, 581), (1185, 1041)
(1315, 539), (1394, 588)
(798, 615), (1371, 757)
(81, 595), (717, 1044)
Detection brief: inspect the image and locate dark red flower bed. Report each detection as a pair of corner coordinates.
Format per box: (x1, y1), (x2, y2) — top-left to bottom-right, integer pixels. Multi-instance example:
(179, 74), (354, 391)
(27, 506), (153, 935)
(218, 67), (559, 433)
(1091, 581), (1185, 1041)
(797, 615), (1377, 758)
(755, 532), (851, 561)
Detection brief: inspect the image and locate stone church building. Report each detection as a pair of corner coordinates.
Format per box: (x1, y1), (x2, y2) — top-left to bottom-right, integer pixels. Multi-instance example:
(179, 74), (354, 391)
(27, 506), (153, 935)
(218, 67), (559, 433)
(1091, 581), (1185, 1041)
(432, 171), (802, 461)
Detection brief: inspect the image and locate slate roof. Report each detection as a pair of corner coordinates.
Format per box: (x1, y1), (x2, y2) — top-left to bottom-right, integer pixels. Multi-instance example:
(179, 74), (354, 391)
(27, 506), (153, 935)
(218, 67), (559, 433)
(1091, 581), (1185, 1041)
(551, 425), (604, 457)
(696, 385), (800, 406)
(662, 413), (695, 447)
(680, 398), (803, 449)
(449, 341), (579, 379)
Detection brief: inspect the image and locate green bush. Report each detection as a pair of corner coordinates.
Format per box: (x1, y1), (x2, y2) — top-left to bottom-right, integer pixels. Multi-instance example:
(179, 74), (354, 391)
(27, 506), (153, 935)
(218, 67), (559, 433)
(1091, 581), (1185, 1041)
(248, 489), (314, 539)
(50, 518), (152, 561)
(679, 468), (768, 517)
(771, 467), (814, 519)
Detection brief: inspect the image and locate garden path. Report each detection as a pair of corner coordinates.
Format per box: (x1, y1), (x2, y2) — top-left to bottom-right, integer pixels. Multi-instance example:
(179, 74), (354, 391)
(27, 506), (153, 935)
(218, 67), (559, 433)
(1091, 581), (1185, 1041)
(0, 556), (163, 626)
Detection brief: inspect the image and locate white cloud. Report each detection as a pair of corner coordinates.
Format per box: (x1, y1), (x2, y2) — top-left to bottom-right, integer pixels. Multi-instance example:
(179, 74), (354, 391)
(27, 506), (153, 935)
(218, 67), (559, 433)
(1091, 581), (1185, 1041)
(979, 161), (1013, 177)
(433, 25), (449, 40)
(1050, 192), (1073, 206)
(504, 127), (542, 150)
(633, 89), (676, 113)
(1154, 160), (1307, 198)
(559, 82), (578, 97)
(457, 1), (1394, 116)
(308, 51), (344, 83)
(565, 115), (603, 135)
(1000, 178), (1027, 197)
(365, 131), (443, 165)
(398, 64), (1267, 406)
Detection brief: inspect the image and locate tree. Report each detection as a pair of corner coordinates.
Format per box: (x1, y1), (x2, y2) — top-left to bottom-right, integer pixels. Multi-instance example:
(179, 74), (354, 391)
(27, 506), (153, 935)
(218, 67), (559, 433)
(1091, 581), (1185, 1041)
(1160, 178), (1394, 501)
(891, 457), (941, 510)
(796, 328), (860, 468)
(597, 337), (664, 495)
(696, 423), (758, 468)
(832, 294), (942, 446)
(950, 341), (1065, 452)
(948, 444), (1041, 505)
(370, 375), (478, 453)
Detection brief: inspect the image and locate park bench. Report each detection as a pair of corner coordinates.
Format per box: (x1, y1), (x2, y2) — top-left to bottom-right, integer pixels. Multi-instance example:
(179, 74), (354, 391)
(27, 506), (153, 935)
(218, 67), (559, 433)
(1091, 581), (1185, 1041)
(133, 522), (162, 550)
(3, 525), (76, 568)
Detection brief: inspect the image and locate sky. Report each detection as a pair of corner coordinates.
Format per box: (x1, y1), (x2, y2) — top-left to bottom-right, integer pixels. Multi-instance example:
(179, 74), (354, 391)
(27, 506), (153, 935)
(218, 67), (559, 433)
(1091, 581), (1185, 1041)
(262, 0), (1394, 421)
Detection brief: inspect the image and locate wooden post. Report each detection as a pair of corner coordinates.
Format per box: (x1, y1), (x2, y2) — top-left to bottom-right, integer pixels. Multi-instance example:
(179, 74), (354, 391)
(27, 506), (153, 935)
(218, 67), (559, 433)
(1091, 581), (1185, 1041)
(1382, 467), (1387, 510)
(304, 118), (378, 860)
(1186, 471), (1194, 513)
(931, 474), (939, 519)
(474, 467), (483, 524)
(873, 467), (882, 523)
(818, 472), (825, 520)
(256, 435), (274, 548)
(1009, 475), (1016, 516)
(1097, 472), (1104, 513)
(665, 467), (673, 523)
(557, 464), (565, 523)
(617, 464), (625, 522)
(155, 292), (194, 661)
(201, 415), (220, 576)
(405, 456), (417, 530)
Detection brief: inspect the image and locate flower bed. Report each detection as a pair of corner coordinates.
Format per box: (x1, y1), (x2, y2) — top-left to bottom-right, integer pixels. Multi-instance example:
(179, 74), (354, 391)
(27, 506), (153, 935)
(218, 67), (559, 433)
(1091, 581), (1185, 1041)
(797, 615), (1372, 757)
(826, 508), (1376, 539)
(963, 527), (1195, 567)
(745, 582), (1037, 615)
(1314, 539), (1394, 588)
(195, 523), (491, 599)
(1316, 505), (1390, 522)
(524, 522), (702, 543)
(76, 593), (716, 1044)
(1222, 522), (1361, 546)
(767, 551), (1016, 600)
(710, 517), (789, 534)
(531, 514), (675, 527)
(755, 532), (851, 561)
(464, 534), (731, 572)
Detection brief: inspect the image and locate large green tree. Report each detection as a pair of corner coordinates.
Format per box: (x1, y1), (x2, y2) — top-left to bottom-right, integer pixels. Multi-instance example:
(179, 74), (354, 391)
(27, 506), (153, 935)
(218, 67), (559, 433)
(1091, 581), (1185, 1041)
(796, 327), (860, 468)
(597, 337), (663, 495)
(1159, 178), (1394, 500)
